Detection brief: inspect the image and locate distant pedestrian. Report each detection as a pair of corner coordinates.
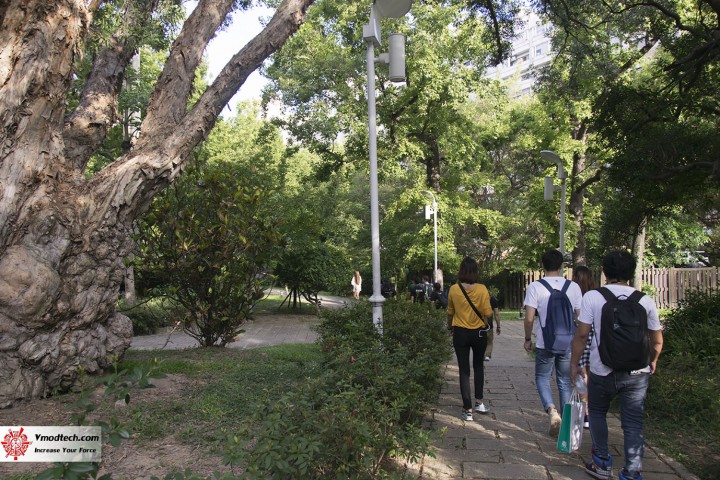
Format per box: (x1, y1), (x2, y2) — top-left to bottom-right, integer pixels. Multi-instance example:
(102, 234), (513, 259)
(429, 282), (448, 309)
(571, 251), (663, 480)
(351, 271), (362, 300)
(485, 295), (501, 361)
(421, 275), (432, 302)
(381, 278), (396, 299)
(447, 257), (493, 421)
(409, 277), (425, 303)
(572, 265), (597, 429)
(523, 249), (582, 437)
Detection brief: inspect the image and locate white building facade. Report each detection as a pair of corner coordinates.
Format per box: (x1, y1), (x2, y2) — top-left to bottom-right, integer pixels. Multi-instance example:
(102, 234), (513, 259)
(484, 11), (553, 97)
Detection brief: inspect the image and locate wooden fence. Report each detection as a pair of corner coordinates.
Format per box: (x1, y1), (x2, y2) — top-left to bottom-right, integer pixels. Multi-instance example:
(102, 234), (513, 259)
(499, 267), (719, 310)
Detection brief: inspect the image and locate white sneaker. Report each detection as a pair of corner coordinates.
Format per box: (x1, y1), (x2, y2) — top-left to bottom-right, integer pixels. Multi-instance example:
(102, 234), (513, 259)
(484, 356), (491, 361)
(474, 402), (489, 414)
(461, 410), (473, 421)
(548, 408), (562, 437)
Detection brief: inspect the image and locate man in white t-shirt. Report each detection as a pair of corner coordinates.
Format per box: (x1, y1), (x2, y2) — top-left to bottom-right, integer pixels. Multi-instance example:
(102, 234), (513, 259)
(571, 251), (663, 480)
(523, 249), (583, 437)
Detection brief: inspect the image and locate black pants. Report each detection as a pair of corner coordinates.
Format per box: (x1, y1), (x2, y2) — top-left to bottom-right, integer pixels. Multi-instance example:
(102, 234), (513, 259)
(453, 326), (488, 410)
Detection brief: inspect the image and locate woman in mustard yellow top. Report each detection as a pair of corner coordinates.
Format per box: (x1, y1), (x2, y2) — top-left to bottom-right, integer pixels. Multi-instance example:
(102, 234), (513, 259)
(447, 257), (493, 421)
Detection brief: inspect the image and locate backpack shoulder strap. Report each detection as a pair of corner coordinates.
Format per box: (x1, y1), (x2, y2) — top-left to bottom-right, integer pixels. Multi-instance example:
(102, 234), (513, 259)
(628, 290), (645, 303)
(561, 279), (571, 294)
(538, 278), (554, 293)
(596, 286), (615, 302)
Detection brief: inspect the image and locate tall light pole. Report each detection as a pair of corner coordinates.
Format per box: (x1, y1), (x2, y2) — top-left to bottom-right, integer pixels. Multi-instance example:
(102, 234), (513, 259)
(363, 0), (412, 333)
(541, 150), (567, 255)
(421, 190), (438, 284)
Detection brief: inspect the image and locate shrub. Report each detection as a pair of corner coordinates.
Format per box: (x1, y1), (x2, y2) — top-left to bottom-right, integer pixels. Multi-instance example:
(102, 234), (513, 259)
(660, 289), (720, 363)
(646, 289), (720, 478)
(650, 290), (720, 423)
(233, 301), (451, 479)
(135, 159), (281, 346)
(118, 297), (183, 335)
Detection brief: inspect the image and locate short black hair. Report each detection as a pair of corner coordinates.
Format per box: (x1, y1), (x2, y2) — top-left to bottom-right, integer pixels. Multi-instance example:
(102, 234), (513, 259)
(457, 257), (478, 284)
(602, 250), (636, 282)
(541, 249), (564, 271)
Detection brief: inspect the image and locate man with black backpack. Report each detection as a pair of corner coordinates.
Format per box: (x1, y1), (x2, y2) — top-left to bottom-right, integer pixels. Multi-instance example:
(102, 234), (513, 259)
(571, 251), (663, 480)
(523, 249), (583, 437)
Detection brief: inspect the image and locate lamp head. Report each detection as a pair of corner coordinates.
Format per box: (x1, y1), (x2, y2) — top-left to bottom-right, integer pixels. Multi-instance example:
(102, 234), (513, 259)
(374, 0), (413, 18)
(540, 150), (560, 164)
(540, 150), (566, 179)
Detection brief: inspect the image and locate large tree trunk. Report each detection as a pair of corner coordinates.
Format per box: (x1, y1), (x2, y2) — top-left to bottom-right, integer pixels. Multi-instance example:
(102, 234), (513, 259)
(632, 217), (648, 290)
(568, 120), (601, 267)
(569, 149), (588, 266)
(0, 0), (314, 407)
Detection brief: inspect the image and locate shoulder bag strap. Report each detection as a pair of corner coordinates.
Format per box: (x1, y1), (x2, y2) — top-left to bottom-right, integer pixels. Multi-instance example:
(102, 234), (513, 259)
(458, 283), (489, 330)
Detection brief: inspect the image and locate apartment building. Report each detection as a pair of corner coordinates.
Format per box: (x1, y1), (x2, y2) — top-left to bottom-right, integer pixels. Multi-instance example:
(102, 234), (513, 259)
(484, 10), (553, 97)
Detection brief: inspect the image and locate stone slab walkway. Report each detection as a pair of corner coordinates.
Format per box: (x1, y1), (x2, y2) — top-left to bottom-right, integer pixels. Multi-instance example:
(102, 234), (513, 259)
(410, 319), (700, 480)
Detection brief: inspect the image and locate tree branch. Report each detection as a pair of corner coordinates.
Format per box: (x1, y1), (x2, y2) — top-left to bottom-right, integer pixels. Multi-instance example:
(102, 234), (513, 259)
(575, 167), (602, 193)
(89, 0), (316, 223)
(63, 0), (160, 171)
(648, 160), (719, 180)
(138, 0), (236, 142)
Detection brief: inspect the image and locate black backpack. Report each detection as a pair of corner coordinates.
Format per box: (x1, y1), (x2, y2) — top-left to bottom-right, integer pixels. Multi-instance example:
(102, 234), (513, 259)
(596, 287), (650, 371)
(538, 279), (576, 354)
(434, 290), (448, 309)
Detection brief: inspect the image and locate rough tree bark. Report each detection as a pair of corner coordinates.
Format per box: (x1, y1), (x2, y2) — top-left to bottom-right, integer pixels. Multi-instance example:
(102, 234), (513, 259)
(0, 0), (315, 408)
(632, 217), (648, 290)
(568, 119), (602, 267)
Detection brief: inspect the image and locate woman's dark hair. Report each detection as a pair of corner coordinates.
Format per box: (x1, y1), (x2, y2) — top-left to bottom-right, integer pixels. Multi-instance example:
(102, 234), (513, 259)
(457, 257), (479, 284)
(572, 265), (597, 294)
(602, 251), (636, 282)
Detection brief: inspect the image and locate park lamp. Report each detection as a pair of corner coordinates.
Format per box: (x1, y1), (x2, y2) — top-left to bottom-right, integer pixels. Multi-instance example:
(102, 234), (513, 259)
(540, 150), (567, 255)
(364, 0), (413, 335)
(364, 0), (411, 82)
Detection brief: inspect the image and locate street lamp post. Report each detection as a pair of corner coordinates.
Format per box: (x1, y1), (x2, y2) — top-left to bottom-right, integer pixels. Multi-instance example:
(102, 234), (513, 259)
(421, 190), (438, 284)
(363, 0), (412, 334)
(541, 150), (567, 255)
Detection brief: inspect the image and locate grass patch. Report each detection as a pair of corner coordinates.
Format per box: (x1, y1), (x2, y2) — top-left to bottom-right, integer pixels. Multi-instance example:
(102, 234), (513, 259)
(498, 310), (524, 321)
(252, 292), (322, 314)
(118, 345), (323, 450)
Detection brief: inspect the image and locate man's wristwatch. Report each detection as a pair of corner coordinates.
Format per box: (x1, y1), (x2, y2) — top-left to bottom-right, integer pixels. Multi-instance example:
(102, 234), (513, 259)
(524, 337), (531, 342)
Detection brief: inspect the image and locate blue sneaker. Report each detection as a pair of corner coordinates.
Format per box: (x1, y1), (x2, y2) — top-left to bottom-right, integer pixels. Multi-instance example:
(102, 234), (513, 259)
(585, 452), (612, 479)
(618, 468), (643, 480)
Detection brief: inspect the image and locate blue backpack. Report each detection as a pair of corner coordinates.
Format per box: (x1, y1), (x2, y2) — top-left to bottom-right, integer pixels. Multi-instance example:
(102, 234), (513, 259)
(538, 279), (576, 354)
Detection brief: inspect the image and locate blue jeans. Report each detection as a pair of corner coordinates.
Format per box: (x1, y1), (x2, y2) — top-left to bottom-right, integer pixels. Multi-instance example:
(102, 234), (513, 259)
(534, 348), (572, 412)
(453, 327), (488, 410)
(588, 370), (650, 476)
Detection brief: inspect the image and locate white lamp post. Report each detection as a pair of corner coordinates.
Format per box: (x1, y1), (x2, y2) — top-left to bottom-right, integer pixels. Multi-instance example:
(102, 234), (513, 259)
(541, 150), (567, 255)
(363, 0), (412, 334)
(421, 190), (438, 284)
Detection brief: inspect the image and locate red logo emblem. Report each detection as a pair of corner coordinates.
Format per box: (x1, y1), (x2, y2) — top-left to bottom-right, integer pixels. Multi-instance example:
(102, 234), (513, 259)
(2, 427), (32, 460)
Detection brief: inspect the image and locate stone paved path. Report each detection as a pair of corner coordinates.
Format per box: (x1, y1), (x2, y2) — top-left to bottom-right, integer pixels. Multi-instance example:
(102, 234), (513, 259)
(130, 313), (322, 351)
(410, 319), (699, 480)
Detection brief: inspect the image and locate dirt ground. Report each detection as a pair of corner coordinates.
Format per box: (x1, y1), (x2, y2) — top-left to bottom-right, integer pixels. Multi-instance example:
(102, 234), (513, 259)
(1, 308), (327, 479)
(0, 373), (237, 479)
